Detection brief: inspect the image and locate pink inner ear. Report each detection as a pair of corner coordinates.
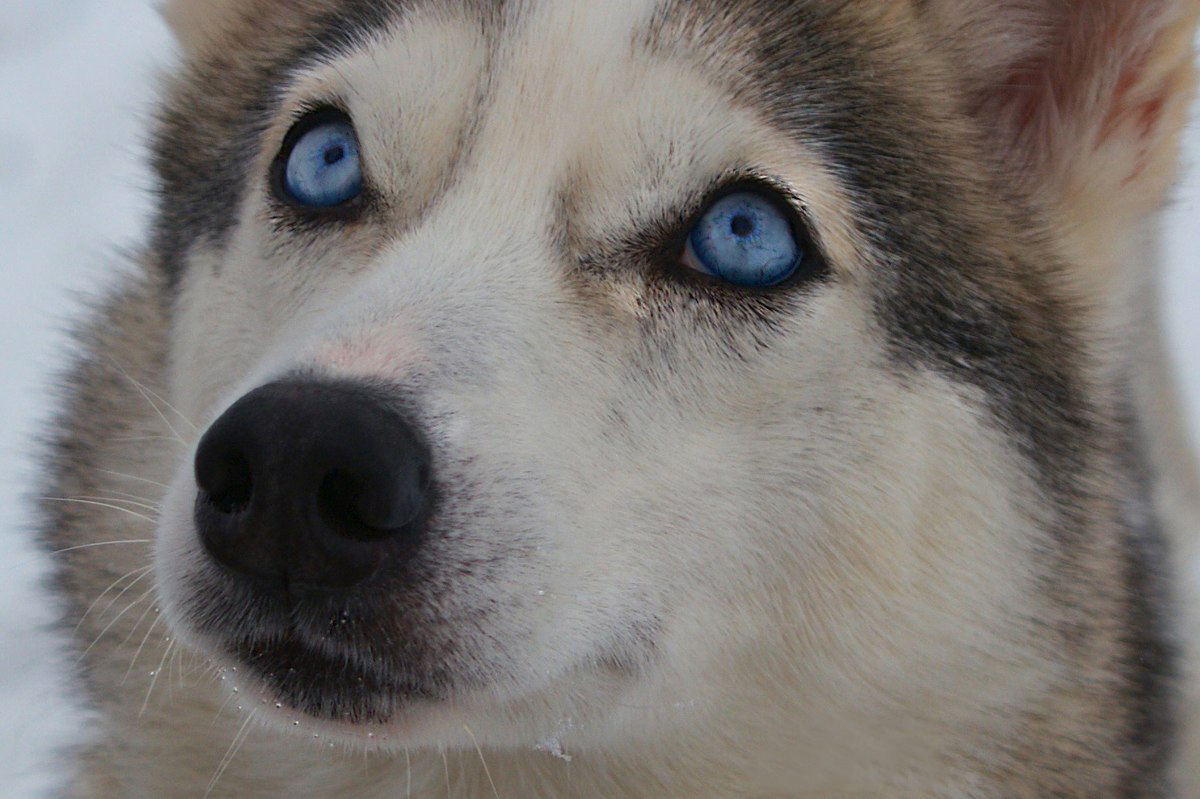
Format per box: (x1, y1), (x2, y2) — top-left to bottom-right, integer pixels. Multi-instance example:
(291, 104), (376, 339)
(971, 3), (1172, 176)
(1104, 66), (1166, 141)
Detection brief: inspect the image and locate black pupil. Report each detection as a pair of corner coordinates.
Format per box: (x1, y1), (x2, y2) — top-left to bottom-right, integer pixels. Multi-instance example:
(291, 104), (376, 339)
(324, 144), (345, 166)
(730, 214), (754, 237)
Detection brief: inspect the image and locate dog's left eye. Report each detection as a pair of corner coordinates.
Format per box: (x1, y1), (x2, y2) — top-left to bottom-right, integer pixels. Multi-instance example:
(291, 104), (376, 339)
(681, 191), (803, 287)
(274, 109), (363, 209)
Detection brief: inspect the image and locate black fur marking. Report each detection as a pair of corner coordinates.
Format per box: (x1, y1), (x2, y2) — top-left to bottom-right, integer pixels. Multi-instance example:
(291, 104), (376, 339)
(1115, 400), (1180, 797)
(649, 0), (1096, 496)
(143, 0), (1180, 789)
(651, 1), (1176, 792)
(152, 1), (404, 286)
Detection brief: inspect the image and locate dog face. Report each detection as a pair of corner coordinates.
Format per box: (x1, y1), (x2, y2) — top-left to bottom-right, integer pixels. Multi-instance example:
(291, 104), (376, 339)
(150, 0), (1196, 760)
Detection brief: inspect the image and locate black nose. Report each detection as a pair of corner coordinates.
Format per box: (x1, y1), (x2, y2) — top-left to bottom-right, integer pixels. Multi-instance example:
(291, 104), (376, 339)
(193, 380), (431, 592)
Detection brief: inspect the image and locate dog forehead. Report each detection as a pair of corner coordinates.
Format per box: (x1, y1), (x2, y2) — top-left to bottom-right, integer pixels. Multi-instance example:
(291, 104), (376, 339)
(153, 0), (888, 270)
(160, 0), (883, 49)
(315, 1), (815, 190)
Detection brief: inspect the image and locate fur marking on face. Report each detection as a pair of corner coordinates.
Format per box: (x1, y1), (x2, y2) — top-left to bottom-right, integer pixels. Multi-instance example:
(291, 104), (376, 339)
(41, 0), (1200, 796)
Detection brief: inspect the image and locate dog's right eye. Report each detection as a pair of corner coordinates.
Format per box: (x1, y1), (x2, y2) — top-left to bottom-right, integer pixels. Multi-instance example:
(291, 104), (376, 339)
(272, 109), (363, 210)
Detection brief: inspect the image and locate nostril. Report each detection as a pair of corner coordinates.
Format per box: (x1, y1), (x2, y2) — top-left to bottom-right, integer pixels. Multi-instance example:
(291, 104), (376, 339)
(193, 379), (432, 590)
(317, 465), (422, 541)
(198, 450), (254, 515)
(317, 469), (371, 538)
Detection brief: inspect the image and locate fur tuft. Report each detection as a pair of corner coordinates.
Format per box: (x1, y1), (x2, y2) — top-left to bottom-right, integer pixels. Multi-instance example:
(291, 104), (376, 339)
(159, 0), (242, 53)
(919, 0), (1199, 294)
(160, 0), (322, 54)
(49, 2), (1200, 795)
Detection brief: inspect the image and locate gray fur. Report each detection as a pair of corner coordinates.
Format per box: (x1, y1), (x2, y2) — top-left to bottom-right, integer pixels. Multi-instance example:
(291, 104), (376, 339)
(41, 1), (1198, 796)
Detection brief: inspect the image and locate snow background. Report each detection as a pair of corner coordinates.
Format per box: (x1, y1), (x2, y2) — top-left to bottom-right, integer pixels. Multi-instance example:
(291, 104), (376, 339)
(0, 2), (1196, 796)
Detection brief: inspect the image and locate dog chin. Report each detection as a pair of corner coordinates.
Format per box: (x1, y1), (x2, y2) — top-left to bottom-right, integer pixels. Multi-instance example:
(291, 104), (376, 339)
(229, 633), (439, 723)
(199, 635), (598, 754)
(174, 592), (653, 754)
(184, 627), (473, 747)
(162, 584), (457, 728)
(160, 579), (469, 747)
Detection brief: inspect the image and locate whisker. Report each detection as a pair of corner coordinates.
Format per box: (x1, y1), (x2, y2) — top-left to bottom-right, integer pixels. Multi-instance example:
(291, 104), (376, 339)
(106, 357), (192, 443)
(442, 750), (452, 796)
(140, 637), (175, 718)
(41, 497), (158, 525)
(206, 712), (255, 799)
(122, 609), (162, 684)
(73, 494), (162, 513)
(211, 685), (239, 726)
(47, 539), (152, 557)
(77, 585), (155, 663)
(173, 646), (198, 690)
(74, 564), (152, 633)
(85, 486), (164, 505)
(97, 469), (170, 490)
(117, 362), (201, 433)
(128, 392), (186, 443)
(463, 724), (502, 799)
(168, 641), (185, 700)
(120, 591), (159, 645)
(148, 391), (200, 432)
(405, 747), (412, 798)
(93, 568), (153, 635)
(111, 435), (188, 446)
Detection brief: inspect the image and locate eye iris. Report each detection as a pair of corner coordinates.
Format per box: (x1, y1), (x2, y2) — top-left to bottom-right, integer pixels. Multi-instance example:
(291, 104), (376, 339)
(283, 118), (363, 208)
(687, 192), (801, 287)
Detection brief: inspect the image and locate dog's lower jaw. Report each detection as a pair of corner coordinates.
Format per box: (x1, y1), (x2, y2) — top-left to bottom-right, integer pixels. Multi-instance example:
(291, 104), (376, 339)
(73, 612), (1082, 799)
(72, 673), (1002, 799)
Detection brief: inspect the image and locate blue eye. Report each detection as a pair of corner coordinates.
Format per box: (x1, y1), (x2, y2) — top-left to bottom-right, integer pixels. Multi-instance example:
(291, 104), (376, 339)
(280, 113), (363, 209)
(683, 191), (803, 287)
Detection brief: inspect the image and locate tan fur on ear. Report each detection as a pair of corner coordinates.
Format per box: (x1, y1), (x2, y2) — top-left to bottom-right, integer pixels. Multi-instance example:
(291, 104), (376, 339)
(161, 0), (345, 55)
(159, 0), (247, 54)
(919, 0), (1199, 292)
(920, 1), (1199, 190)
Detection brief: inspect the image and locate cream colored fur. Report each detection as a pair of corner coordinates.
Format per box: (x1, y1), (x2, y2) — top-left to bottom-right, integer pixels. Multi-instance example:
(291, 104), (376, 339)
(54, 1), (1200, 796)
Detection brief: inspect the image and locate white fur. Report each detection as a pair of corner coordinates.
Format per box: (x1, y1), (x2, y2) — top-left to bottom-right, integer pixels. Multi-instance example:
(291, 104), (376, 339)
(147, 4), (1061, 795)
(66, 1), (1199, 796)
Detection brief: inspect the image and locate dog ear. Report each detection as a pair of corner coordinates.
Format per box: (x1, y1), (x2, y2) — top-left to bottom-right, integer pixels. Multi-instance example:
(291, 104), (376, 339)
(160, 0), (315, 54)
(920, 1), (1198, 281)
(159, 0), (246, 54)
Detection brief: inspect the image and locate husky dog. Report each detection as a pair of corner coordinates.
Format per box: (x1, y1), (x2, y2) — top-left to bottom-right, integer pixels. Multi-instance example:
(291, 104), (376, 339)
(41, 0), (1200, 796)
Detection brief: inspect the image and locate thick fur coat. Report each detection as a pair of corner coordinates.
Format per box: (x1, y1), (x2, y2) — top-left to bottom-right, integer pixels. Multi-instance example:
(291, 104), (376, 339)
(42, 1), (1200, 796)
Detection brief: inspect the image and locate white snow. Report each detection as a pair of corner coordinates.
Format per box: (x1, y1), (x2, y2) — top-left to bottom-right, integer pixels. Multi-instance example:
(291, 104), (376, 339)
(0, 4), (1196, 797)
(0, 2), (172, 794)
